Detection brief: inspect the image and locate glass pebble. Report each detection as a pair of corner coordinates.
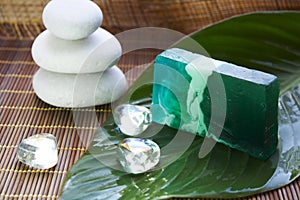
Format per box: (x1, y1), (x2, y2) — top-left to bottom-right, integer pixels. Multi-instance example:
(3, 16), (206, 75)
(17, 133), (58, 169)
(113, 104), (152, 136)
(118, 138), (160, 174)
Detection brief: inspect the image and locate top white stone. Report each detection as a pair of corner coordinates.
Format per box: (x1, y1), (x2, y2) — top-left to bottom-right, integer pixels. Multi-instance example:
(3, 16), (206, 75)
(43, 0), (103, 40)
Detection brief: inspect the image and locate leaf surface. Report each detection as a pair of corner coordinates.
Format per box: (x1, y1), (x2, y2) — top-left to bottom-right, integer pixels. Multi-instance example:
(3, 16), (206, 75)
(60, 12), (300, 199)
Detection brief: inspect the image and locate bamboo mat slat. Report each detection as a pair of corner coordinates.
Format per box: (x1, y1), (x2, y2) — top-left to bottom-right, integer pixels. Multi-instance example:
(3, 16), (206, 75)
(0, 0), (300, 199)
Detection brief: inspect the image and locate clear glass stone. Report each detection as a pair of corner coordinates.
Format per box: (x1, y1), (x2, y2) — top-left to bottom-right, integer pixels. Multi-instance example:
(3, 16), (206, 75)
(17, 133), (58, 169)
(118, 138), (160, 174)
(113, 104), (152, 136)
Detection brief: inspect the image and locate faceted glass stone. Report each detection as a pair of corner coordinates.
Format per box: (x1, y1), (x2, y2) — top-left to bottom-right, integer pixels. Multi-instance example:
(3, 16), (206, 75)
(113, 104), (152, 136)
(118, 138), (160, 174)
(17, 133), (58, 169)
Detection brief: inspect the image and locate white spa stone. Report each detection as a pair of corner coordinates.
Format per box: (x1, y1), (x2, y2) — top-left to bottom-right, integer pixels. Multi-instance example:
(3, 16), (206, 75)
(31, 28), (122, 74)
(43, 0), (103, 40)
(32, 66), (127, 108)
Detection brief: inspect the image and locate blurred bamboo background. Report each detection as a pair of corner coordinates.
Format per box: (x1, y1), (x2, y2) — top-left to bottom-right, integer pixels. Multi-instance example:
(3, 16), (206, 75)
(0, 0), (300, 38)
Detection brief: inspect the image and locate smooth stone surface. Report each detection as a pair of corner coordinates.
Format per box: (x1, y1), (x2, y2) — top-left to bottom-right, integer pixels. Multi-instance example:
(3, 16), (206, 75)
(33, 66), (127, 108)
(152, 48), (279, 160)
(43, 0), (103, 40)
(118, 138), (160, 174)
(31, 28), (122, 74)
(17, 133), (58, 169)
(113, 104), (152, 136)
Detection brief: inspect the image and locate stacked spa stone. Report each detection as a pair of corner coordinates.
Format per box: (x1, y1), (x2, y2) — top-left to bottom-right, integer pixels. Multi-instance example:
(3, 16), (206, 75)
(32, 0), (127, 108)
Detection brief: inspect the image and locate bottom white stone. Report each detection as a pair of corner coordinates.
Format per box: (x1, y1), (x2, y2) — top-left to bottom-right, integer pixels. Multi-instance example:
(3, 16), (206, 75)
(33, 66), (127, 108)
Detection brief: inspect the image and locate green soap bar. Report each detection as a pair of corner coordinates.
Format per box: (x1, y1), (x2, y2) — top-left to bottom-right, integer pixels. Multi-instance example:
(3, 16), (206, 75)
(152, 48), (279, 160)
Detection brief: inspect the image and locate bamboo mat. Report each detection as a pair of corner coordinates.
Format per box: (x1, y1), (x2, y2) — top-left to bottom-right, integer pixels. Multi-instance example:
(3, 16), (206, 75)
(0, 37), (158, 199)
(0, 0), (300, 199)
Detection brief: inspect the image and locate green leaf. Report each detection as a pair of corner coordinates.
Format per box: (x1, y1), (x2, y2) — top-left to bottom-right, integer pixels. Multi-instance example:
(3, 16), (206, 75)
(60, 12), (300, 199)
(190, 12), (300, 96)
